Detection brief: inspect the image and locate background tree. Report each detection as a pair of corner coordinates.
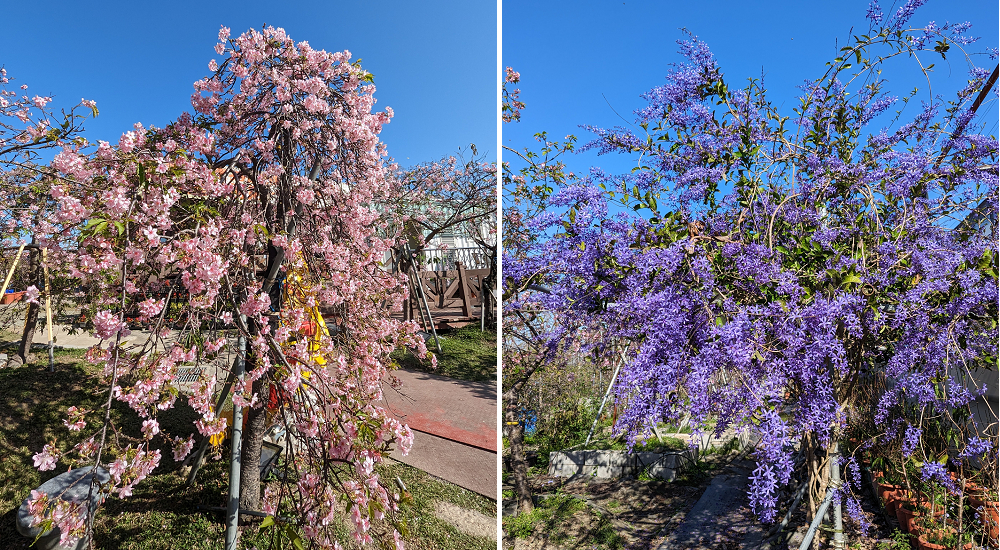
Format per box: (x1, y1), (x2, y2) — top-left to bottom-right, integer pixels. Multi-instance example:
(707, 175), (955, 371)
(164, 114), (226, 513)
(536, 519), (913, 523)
(393, 150), (496, 257)
(389, 150), (497, 328)
(506, 5), (997, 533)
(0, 68), (96, 360)
(501, 68), (595, 515)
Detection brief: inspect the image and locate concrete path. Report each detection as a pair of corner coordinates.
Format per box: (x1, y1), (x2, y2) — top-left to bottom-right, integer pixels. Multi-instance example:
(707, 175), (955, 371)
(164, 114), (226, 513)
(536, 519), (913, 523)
(434, 501), (497, 540)
(657, 459), (767, 549)
(389, 430), (497, 500)
(381, 368), (496, 452)
(382, 368), (497, 499)
(14, 322), (108, 349)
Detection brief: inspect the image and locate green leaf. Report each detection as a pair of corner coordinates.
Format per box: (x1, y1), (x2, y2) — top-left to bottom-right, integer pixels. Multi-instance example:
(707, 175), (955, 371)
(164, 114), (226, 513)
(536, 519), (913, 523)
(841, 274), (862, 286)
(260, 515), (275, 529)
(281, 523), (305, 550)
(934, 39), (950, 59)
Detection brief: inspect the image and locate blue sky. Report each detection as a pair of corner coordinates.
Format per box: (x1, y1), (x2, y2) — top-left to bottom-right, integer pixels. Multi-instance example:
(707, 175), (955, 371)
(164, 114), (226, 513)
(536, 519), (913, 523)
(503, 0), (998, 179)
(1, 0), (497, 164)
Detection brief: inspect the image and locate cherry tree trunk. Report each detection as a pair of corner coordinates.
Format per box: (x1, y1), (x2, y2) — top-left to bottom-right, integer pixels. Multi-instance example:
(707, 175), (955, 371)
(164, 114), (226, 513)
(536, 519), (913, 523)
(239, 375), (268, 513)
(18, 246), (39, 362)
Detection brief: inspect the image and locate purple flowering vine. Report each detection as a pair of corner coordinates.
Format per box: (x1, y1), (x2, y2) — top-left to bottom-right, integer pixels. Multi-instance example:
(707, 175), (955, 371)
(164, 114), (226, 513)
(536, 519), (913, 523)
(505, 3), (997, 527)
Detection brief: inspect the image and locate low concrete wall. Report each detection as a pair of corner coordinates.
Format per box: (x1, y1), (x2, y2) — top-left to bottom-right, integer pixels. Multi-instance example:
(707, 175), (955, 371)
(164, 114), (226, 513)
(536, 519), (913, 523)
(548, 449), (695, 481)
(549, 431), (760, 481)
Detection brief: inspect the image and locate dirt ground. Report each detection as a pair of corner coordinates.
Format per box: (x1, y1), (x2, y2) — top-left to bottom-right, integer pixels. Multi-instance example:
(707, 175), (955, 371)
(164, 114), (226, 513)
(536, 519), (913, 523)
(505, 452), (739, 550)
(504, 453), (1000, 550)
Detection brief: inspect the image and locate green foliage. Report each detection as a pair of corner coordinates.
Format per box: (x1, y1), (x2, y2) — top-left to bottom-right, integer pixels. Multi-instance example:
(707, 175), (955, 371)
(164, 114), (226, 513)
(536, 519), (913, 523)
(503, 493), (624, 549)
(392, 325), (496, 382)
(379, 462), (496, 550)
(527, 397), (599, 456)
(875, 530), (910, 550)
(503, 493), (586, 539)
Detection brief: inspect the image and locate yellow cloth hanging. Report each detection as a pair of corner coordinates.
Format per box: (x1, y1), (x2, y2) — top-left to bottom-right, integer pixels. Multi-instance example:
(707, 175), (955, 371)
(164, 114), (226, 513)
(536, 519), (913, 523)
(280, 259), (330, 372)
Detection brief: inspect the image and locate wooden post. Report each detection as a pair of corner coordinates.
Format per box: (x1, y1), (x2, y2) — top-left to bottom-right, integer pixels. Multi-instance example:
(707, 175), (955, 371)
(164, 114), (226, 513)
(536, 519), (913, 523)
(456, 262), (473, 318)
(42, 248), (54, 371)
(0, 244), (26, 297)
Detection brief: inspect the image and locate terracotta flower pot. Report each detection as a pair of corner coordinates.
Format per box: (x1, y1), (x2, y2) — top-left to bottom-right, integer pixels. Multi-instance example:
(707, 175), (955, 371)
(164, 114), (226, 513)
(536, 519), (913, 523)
(983, 500), (999, 541)
(909, 508), (946, 539)
(894, 491), (918, 532)
(897, 503), (916, 534)
(883, 489), (900, 515)
(878, 483), (903, 516)
(1, 291), (23, 305)
(916, 534), (973, 550)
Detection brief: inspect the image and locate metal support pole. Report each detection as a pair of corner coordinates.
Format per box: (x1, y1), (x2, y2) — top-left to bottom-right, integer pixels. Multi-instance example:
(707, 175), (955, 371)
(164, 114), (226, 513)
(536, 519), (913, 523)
(187, 363), (237, 487)
(831, 441), (846, 549)
(798, 485), (835, 550)
(224, 332), (247, 550)
(584, 351), (625, 447)
(765, 479), (809, 539)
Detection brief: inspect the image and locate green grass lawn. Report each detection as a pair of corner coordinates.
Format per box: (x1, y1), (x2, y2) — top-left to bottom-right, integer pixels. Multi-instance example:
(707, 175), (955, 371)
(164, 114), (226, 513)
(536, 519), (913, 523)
(0, 348), (495, 549)
(503, 493), (622, 549)
(383, 462), (496, 550)
(392, 325), (497, 383)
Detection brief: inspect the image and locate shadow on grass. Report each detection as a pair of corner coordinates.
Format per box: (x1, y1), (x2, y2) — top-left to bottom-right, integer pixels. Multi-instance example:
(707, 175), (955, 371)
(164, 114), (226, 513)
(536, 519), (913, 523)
(0, 350), (276, 550)
(382, 461), (497, 550)
(392, 325), (497, 383)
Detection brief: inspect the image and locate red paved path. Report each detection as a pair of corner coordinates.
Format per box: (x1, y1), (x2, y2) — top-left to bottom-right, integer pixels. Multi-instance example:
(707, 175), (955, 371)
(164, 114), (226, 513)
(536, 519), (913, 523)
(380, 368), (497, 499)
(381, 369), (497, 452)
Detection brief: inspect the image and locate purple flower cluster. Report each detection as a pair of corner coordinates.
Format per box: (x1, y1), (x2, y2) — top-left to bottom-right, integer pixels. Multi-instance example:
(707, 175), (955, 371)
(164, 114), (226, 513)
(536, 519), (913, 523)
(504, 2), (998, 525)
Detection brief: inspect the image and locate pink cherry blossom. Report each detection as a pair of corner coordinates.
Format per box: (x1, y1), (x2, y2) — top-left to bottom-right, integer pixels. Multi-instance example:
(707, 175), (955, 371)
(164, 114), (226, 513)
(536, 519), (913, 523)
(137, 298), (165, 318)
(24, 285), (40, 304)
(32, 25), (435, 548)
(32, 444), (59, 471)
(172, 436), (195, 461)
(141, 419), (159, 439)
(92, 310), (125, 340)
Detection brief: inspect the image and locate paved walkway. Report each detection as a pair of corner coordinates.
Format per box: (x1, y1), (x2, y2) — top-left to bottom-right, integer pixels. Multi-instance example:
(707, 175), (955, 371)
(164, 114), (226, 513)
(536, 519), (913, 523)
(381, 369), (496, 452)
(657, 459), (766, 549)
(13, 322), (107, 349)
(381, 368), (497, 499)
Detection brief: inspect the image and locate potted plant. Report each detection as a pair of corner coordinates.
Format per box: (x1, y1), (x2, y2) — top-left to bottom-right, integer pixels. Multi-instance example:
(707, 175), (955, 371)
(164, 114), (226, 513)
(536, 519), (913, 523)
(917, 526), (974, 550)
(895, 491), (918, 533)
(969, 494), (999, 540)
(913, 514), (954, 550)
(1, 290), (24, 305)
(878, 467), (906, 515)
